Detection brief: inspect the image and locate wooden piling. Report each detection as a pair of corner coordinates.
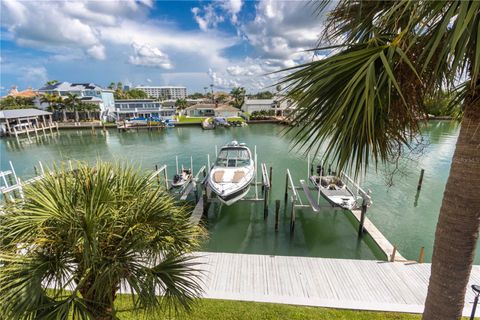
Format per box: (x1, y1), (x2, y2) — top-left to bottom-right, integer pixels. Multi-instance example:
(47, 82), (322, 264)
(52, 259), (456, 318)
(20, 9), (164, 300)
(275, 200), (280, 232)
(263, 188), (269, 219)
(417, 169), (425, 191)
(390, 246), (397, 262)
(269, 166), (273, 187)
(290, 198), (296, 234)
(284, 172), (289, 205)
(358, 200), (367, 237)
(418, 247), (425, 263)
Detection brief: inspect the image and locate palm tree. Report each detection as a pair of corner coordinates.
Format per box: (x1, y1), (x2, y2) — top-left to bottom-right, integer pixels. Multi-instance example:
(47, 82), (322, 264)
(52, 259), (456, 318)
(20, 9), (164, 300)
(280, 2), (479, 320)
(0, 162), (203, 320)
(40, 93), (62, 120)
(44, 80), (59, 87)
(64, 93), (82, 122)
(230, 87), (246, 109)
(175, 98), (188, 115)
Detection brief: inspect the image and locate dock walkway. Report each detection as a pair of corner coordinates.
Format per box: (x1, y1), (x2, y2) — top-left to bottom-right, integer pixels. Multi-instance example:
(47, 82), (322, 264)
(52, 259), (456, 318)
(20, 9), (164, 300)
(193, 252), (479, 317)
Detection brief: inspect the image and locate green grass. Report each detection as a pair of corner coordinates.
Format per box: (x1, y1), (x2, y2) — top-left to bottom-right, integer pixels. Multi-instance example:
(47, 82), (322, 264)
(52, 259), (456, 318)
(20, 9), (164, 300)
(115, 296), (422, 320)
(176, 116), (245, 123)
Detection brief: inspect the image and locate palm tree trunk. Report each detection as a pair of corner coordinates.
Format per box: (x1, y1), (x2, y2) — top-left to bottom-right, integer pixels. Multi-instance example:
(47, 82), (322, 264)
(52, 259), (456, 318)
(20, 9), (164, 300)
(423, 84), (480, 320)
(75, 110), (79, 122)
(62, 109), (67, 122)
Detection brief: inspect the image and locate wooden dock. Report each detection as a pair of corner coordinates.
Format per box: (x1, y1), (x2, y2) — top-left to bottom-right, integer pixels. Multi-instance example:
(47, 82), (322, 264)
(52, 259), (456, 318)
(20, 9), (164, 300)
(190, 252), (479, 317)
(351, 209), (406, 262)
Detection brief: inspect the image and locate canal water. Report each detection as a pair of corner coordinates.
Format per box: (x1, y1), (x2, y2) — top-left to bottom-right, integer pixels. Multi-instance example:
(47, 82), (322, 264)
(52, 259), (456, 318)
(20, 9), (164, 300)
(1, 121), (469, 263)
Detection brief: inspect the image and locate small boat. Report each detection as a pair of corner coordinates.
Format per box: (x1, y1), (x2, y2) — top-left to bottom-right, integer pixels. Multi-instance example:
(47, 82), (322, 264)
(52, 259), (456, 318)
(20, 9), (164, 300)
(310, 165), (357, 210)
(126, 117), (148, 125)
(163, 119), (175, 127)
(207, 141), (255, 205)
(202, 117), (215, 130)
(171, 169), (192, 188)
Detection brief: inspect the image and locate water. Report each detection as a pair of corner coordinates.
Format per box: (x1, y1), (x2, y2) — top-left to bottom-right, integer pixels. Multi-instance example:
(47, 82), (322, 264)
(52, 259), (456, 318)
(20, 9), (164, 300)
(0, 121), (468, 263)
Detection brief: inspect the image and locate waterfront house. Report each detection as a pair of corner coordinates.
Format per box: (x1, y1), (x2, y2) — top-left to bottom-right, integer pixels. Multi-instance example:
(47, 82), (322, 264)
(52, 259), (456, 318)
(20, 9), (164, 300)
(241, 96), (294, 116)
(0, 108), (53, 136)
(4, 86), (38, 99)
(36, 82), (115, 120)
(185, 103), (240, 118)
(114, 99), (175, 120)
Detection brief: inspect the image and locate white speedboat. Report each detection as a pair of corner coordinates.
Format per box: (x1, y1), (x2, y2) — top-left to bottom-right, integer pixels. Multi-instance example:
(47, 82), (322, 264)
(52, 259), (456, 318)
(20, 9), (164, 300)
(310, 165), (357, 210)
(207, 141), (255, 205)
(171, 169), (192, 188)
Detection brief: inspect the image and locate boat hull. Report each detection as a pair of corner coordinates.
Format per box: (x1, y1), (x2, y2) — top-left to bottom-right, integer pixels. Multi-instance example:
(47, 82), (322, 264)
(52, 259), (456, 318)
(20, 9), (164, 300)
(215, 183), (251, 206)
(310, 176), (357, 210)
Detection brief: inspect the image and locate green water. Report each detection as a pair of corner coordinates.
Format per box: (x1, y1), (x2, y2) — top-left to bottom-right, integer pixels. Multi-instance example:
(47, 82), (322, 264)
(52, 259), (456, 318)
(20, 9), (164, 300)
(0, 121), (467, 262)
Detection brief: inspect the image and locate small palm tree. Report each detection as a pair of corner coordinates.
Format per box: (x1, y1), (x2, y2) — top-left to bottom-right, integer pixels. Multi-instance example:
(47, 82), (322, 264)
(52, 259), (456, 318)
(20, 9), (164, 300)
(281, 1), (478, 319)
(0, 162), (204, 320)
(175, 99), (188, 115)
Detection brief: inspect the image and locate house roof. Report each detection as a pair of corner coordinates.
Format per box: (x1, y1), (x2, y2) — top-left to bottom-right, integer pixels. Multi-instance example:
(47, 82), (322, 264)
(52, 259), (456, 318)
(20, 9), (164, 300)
(5, 87), (38, 98)
(186, 103), (218, 110)
(244, 99), (275, 105)
(0, 108), (52, 119)
(214, 104), (239, 112)
(38, 82), (111, 92)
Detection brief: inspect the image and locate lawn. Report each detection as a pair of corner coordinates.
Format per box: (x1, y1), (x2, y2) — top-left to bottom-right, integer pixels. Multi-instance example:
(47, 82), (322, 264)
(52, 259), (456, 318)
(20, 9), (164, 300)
(115, 297), (423, 320)
(176, 116), (245, 123)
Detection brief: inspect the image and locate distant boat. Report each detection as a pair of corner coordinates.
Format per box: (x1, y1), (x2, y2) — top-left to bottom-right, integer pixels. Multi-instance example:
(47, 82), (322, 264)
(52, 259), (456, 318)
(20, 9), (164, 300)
(309, 165), (357, 210)
(126, 117), (148, 125)
(171, 169), (192, 188)
(163, 119), (175, 127)
(207, 141), (255, 205)
(202, 117), (215, 130)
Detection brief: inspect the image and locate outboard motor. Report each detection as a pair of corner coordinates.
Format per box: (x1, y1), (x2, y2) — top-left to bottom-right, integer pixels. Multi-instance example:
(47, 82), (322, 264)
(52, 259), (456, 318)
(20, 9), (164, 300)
(316, 164), (323, 176)
(173, 174), (180, 183)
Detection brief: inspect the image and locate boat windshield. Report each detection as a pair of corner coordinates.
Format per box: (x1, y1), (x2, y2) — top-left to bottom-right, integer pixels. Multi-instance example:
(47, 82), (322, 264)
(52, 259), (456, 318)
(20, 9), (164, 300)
(215, 148), (250, 167)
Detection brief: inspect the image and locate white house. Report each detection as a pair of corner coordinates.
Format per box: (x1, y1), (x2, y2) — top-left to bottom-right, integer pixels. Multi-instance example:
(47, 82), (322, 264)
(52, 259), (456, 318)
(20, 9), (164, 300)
(185, 103), (240, 118)
(241, 96), (294, 116)
(36, 82), (115, 120)
(114, 99), (175, 120)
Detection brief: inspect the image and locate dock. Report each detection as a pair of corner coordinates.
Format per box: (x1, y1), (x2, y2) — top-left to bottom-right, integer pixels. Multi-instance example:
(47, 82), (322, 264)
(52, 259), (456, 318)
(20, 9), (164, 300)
(191, 252), (479, 317)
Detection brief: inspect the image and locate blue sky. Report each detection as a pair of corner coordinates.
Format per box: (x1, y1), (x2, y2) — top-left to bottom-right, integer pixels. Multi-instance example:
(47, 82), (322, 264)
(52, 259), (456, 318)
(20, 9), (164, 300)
(0, 0), (326, 95)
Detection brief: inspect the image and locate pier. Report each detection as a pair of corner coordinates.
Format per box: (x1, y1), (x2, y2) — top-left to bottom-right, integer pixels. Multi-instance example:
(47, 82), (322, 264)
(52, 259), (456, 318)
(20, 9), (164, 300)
(189, 252), (479, 317)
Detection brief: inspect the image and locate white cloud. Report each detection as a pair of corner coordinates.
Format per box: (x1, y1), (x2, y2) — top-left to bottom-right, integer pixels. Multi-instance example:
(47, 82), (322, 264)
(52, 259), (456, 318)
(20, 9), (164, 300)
(128, 42), (173, 69)
(191, 4), (224, 32)
(19, 66), (48, 86)
(87, 44), (106, 60)
(221, 0), (243, 24)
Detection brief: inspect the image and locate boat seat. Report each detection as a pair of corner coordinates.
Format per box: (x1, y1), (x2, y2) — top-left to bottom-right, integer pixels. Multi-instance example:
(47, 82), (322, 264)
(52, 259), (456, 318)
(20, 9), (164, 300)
(214, 170), (225, 183)
(232, 171), (245, 183)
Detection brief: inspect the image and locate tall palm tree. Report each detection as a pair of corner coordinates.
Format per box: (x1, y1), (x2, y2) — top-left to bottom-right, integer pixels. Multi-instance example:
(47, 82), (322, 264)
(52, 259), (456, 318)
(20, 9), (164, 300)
(0, 162), (203, 320)
(230, 87), (246, 109)
(64, 93), (82, 122)
(281, 1), (479, 320)
(175, 98), (188, 115)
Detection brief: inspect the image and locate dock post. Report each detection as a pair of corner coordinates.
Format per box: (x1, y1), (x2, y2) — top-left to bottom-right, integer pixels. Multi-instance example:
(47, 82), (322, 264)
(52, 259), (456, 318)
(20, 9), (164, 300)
(202, 185), (209, 217)
(328, 165), (331, 175)
(34, 125), (39, 139)
(358, 199), (367, 237)
(263, 187), (269, 219)
(155, 165), (160, 185)
(290, 198), (296, 234)
(390, 246), (397, 262)
(275, 200), (280, 232)
(417, 169), (425, 191)
(284, 172), (289, 205)
(418, 247), (425, 263)
(269, 166), (273, 187)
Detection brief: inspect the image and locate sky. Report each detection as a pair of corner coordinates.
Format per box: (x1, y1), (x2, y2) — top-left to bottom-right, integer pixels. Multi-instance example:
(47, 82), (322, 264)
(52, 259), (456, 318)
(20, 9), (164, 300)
(0, 0), (328, 95)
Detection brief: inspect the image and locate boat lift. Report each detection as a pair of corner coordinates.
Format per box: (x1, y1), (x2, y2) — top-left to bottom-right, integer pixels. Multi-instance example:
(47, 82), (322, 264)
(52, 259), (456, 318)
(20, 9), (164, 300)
(284, 154), (372, 236)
